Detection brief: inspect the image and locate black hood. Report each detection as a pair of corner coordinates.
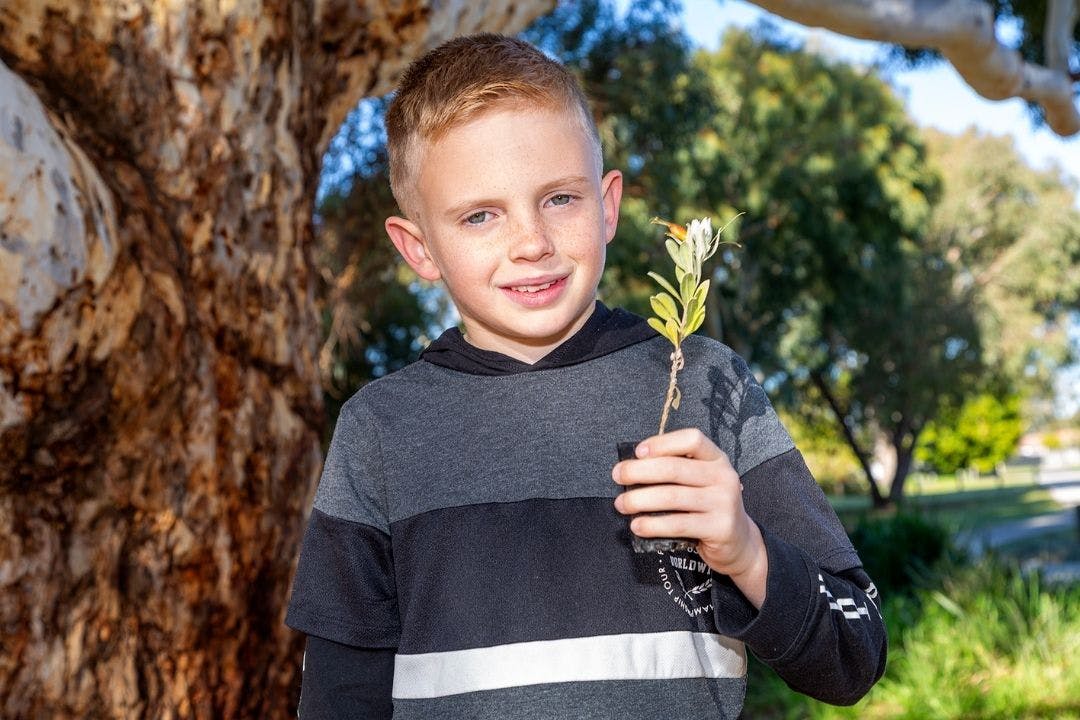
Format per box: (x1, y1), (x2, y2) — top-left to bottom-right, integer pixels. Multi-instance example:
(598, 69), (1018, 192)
(420, 301), (657, 376)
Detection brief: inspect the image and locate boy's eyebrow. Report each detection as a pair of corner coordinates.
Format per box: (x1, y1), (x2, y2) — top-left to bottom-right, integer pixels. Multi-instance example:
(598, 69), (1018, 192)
(441, 175), (592, 219)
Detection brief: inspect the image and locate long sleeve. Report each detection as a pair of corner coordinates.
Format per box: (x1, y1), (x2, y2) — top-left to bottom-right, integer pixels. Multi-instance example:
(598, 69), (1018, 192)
(298, 636), (395, 719)
(696, 345), (887, 704)
(712, 529), (886, 705)
(286, 398), (402, 713)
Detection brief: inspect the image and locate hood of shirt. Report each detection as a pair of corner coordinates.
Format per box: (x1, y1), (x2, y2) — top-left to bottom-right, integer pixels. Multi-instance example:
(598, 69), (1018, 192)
(419, 301), (657, 376)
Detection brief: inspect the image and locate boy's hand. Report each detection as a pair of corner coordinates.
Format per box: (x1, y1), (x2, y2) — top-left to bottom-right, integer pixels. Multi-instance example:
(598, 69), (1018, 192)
(612, 428), (768, 608)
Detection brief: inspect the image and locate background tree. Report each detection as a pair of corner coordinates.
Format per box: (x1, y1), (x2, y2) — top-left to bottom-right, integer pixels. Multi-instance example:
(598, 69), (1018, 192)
(916, 392), (1025, 474)
(636, 28), (972, 506)
(922, 129), (1080, 399)
(0, 1), (551, 717)
(787, 242), (985, 505)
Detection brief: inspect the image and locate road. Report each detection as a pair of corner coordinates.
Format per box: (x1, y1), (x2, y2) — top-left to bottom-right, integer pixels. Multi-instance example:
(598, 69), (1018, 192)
(957, 467), (1079, 556)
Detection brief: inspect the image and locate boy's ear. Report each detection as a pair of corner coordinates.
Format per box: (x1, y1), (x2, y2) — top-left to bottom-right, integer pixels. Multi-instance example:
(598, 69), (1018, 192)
(600, 169), (623, 244)
(385, 215), (441, 282)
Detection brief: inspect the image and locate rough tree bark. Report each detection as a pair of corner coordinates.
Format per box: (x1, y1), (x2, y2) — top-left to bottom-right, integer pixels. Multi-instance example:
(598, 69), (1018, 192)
(749, 0), (1080, 136)
(0, 1), (552, 717)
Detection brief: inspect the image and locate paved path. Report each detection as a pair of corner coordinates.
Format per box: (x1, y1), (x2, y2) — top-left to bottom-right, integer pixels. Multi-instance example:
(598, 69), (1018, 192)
(1038, 468), (1080, 505)
(957, 467), (1079, 556)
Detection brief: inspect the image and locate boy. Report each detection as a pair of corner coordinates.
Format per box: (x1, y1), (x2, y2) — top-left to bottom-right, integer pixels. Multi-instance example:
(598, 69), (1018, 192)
(286, 33), (886, 719)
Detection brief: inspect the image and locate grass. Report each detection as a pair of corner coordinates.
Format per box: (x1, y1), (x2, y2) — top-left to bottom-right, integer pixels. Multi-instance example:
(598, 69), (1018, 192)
(906, 466), (1041, 495)
(906, 486), (1063, 533)
(743, 560), (1080, 719)
(830, 478), (1065, 535)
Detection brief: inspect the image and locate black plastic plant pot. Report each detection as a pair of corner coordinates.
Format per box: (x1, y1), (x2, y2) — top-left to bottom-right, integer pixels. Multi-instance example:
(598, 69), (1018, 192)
(617, 441), (696, 554)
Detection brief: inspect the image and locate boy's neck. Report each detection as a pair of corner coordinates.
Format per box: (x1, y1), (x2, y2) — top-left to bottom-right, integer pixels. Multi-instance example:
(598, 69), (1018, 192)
(460, 300), (599, 365)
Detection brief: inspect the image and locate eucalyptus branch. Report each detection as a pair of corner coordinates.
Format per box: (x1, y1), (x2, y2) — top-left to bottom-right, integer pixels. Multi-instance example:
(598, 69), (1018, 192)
(647, 215), (741, 434)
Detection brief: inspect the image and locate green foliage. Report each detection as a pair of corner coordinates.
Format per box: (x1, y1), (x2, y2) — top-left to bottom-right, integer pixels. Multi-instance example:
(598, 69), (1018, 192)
(916, 393), (1024, 474)
(922, 129), (1080, 397)
(848, 512), (954, 596)
(746, 558), (1080, 719)
(779, 409), (864, 495)
(664, 28), (983, 504)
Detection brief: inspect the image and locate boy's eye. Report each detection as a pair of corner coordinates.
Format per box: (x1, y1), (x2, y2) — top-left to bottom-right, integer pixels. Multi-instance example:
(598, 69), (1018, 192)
(550, 194), (572, 206)
(465, 211), (490, 225)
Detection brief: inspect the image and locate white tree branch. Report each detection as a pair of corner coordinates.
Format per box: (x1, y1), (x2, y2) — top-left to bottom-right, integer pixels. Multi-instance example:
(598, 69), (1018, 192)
(1045, 0), (1079, 76)
(748, 0), (1080, 136)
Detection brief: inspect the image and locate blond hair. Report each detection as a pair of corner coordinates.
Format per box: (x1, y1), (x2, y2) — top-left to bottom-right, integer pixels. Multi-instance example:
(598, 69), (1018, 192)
(385, 33), (602, 217)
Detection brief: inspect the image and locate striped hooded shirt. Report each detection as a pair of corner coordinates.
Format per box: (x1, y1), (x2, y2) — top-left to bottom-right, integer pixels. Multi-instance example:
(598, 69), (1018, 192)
(286, 302), (886, 718)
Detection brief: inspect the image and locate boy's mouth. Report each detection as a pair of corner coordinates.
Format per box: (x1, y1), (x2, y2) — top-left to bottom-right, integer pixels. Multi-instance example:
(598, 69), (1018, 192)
(500, 275), (568, 306)
(510, 280), (556, 293)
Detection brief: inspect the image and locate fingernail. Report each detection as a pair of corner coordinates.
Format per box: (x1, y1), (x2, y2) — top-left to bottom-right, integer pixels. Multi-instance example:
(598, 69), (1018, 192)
(636, 442), (649, 458)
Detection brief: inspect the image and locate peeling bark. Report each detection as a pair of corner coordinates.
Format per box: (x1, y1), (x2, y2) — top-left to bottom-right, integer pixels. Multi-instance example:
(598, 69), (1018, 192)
(749, 0), (1080, 136)
(0, 0), (553, 717)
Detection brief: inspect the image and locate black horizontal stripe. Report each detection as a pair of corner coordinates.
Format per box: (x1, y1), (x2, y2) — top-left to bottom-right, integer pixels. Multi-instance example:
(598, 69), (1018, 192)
(391, 497), (722, 654)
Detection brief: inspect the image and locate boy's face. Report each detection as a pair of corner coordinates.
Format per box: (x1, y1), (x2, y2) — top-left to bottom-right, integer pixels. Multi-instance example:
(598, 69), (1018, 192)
(385, 103), (622, 363)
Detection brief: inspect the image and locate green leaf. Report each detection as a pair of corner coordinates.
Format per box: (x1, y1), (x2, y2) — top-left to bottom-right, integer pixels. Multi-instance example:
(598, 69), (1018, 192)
(665, 318), (680, 345)
(686, 295), (701, 322)
(665, 238), (682, 266)
(687, 306), (706, 334)
(649, 292), (679, 322)
(647, 317), (678, 347)
(647, 271), (679, 299)
(677, 241), (693, 272)
(679, 272), (696, 303)
(694, 279), (710, 305)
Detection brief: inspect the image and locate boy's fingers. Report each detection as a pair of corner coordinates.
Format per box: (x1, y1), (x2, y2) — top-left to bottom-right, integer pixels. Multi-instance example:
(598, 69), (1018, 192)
(630, 512), (709, 540)
(637, 428), (727, 463)
(613, 456), (714, 486)
(615, 484), (702, 515)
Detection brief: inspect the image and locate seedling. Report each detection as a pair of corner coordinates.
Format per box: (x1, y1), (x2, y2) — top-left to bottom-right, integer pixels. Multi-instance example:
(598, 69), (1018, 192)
(647, 216), (739, 434)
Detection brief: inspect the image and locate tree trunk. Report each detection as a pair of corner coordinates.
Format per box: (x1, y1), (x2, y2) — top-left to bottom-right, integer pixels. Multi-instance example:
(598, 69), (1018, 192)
(809, 372), (889, 508)
(0, 1), (551, 717)
(887, 425), (922, 505)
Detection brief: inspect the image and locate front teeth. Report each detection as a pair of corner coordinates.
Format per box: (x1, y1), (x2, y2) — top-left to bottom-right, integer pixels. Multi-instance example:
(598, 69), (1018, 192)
(512, 281), (554, 293)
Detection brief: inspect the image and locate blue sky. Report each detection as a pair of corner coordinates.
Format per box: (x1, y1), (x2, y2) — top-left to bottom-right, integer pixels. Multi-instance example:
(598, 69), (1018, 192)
(681, 0), (1080, 206)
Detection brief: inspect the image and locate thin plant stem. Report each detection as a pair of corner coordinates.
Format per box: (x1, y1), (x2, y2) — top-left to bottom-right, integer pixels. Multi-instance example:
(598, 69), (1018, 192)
(658, 347), (685, 435)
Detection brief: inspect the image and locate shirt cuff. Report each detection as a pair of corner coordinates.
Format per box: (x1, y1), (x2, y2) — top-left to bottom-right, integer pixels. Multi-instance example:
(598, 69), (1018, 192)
(711, 523), (816, 661)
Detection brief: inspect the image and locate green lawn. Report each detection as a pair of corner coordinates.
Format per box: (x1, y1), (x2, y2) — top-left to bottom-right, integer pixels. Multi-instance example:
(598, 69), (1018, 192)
(829, 473), (1065, 536)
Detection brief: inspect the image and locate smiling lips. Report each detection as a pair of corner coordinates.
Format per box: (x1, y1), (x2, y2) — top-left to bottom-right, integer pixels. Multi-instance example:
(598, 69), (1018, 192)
(500, 275), (569, 306)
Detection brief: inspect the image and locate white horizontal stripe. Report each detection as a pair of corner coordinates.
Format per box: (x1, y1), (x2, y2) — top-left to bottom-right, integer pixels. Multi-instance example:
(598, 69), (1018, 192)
(392, 631), (746, 699)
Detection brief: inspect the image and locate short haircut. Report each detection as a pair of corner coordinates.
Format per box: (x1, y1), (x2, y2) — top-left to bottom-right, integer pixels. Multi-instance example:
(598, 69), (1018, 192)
(385, 33), (602, 218)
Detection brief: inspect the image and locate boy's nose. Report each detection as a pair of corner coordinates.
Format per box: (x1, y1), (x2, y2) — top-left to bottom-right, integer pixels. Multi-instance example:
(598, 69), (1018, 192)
(508, 218), (555, 262)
